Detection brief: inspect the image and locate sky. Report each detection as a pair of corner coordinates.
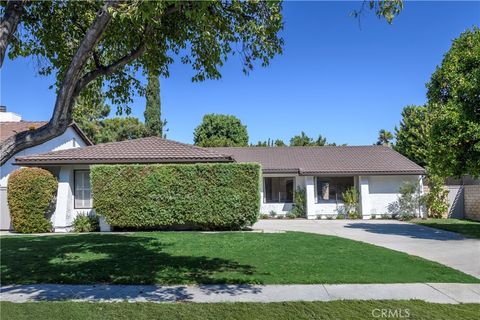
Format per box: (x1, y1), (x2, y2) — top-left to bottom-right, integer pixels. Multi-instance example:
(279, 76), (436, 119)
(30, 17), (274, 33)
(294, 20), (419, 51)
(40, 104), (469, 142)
(1, 1), (479, 146)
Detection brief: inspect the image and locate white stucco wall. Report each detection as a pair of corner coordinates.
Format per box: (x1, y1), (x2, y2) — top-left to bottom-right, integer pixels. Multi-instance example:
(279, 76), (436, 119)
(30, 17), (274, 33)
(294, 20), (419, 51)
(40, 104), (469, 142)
(0, 127), (87, 187)
(362, 175), (423, 218)
(0, 127), (88, 230)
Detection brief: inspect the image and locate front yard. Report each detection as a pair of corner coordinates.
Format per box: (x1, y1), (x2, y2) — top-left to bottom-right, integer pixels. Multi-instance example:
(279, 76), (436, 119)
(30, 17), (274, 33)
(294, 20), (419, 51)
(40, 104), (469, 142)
(1, 231), (477, 285)
(2, 301), (480, 320)
(412, 219), (480, 239)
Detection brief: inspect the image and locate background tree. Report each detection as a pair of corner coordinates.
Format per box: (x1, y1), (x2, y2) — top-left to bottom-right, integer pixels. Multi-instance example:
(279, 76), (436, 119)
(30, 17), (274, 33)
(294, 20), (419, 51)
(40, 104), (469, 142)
(95, 117), (147, 143)
(253, 138), (286, 147)
(290, 132), (336, 146)
(194, 114), (248, 147)
(72, 95), (111, 143)
(394, 105), (429, 167)
(376, 129), (394, 146)
(426, 28), (480, 177)
(144, 73), (165, 137)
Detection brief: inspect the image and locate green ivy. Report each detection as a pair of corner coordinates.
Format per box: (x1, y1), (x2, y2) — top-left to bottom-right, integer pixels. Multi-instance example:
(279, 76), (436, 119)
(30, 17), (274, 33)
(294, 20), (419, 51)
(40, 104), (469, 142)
(91, 163), (261, 230)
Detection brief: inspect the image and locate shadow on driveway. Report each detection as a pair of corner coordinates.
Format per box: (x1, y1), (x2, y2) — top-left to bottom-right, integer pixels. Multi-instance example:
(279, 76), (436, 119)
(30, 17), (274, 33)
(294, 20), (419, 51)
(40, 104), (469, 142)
(344, 222), (465, 241)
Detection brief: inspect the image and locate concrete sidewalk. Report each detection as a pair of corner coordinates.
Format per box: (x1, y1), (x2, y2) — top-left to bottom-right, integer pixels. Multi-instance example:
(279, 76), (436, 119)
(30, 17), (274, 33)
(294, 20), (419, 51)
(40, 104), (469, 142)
(1, 283), (479, 304)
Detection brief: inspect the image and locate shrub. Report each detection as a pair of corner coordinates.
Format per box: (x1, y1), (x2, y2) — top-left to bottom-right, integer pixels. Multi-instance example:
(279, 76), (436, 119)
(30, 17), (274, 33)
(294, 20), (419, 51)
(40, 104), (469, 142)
(285, 211), (297, 219)
(342, 187), (360, 217)
(72, 212), (100, 232)
(336, 214), (345, 220)
(269, 210), (277, 218)
(425, 175), (449, 218)
(91, 163), (261, 230)
(388, 181), (425, 221)
(290, 187), (306, 217)
(7, 167), (57, 233)
(260, 213), (270, 219)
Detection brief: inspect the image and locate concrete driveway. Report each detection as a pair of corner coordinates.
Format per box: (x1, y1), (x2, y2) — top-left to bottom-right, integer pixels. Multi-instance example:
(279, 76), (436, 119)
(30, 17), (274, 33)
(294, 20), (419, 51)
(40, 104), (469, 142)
(253, 219), (480, 279)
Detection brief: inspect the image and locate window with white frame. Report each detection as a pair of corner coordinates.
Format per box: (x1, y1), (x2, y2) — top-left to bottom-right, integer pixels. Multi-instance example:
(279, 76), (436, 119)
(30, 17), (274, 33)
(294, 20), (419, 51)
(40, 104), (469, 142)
(315, 177), (354, 204)
(74, 170), (92, 208)
(263, 177), (294, 203)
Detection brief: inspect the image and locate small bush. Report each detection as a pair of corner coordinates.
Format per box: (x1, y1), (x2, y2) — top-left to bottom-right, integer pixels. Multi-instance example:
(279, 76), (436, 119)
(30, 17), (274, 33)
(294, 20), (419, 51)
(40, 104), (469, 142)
(259, 213), (270, 219)
(269, 210), (277, 218)
(290, 187), (306, 217)
(336, 214), (345, 220)
(285, 211), (297, 219)
(342, 187), (360, 218)
(348, 211), (362, 219)
(7, 167), (57, 233)
(92, 163), (261, 230)
(72, 212), (100, 232)
(425, 175), (449, 218)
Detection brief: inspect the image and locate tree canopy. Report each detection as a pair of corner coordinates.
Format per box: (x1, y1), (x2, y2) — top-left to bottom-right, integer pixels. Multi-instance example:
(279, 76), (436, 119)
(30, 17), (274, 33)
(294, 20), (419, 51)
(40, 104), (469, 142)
(376, 129), (394, 146)
(426, 28), (480, 177)
(394, 105), (429, 167)
(144, 73), (165, 137)
(194, 114), (249, 147)
(289, 132), (337, 146)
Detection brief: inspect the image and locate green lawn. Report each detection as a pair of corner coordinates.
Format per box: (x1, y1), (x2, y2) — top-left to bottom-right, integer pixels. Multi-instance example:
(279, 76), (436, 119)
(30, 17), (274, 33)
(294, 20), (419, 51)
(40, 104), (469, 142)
(412, 219), (480, 239)
(2, 301), (479, 320)
(1, 232), (478, 285)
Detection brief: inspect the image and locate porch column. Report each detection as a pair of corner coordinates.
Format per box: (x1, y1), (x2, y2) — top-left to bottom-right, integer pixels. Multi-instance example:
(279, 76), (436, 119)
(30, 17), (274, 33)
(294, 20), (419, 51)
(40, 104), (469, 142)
(304, 176), (315, 219)
(53, 167), (73, 232)
(359, 176), (370, 219)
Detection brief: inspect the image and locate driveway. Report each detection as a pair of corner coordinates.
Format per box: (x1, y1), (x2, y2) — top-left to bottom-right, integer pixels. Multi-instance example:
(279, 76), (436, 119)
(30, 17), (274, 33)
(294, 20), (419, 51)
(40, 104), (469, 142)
(253, 219), (480, 279)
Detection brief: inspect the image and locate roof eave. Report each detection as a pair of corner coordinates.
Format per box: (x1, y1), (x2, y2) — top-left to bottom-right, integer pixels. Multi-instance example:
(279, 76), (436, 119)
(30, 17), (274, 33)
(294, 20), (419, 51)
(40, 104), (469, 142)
(14, 157), (234, 166)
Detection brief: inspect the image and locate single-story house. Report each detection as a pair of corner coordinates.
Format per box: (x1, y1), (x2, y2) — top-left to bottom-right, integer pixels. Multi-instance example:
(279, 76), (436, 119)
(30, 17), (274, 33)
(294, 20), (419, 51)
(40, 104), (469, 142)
(9, 135), (425, 232)
(210, 147), (426, 219)
(0, 109), (92, 230)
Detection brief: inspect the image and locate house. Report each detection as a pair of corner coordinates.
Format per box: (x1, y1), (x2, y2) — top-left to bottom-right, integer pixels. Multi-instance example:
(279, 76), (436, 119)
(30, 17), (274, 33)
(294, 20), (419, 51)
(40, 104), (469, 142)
(10, 135), (425, 232)
(0, 108), (93, 230)
(211, 146), (425, 219)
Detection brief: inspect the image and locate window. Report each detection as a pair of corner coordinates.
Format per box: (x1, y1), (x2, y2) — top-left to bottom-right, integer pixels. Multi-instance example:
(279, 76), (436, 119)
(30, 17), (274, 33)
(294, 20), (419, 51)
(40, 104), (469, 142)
(315, 177), (354, 203)
(264, 177), (294, 203)
(74, 170), (92, 208)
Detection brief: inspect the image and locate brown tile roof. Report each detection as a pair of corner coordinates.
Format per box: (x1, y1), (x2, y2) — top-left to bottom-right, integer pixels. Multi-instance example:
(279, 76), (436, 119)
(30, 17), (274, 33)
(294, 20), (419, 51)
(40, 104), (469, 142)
(209, 146), (425, 175)
(0, 121), (47, 143)
(0, 121), (93, 146)
(15, 137), (234, 165)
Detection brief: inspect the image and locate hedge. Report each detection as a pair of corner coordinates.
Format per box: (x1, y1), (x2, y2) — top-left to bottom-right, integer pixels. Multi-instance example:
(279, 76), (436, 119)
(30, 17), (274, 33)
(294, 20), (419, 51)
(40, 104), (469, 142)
(91, 163), (261, 230)
(7, 167), (57, 233)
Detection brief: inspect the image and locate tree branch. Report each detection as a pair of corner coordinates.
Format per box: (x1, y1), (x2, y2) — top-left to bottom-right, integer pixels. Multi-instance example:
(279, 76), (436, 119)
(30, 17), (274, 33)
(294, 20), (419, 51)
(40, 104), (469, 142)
(0, 0), (24, 67)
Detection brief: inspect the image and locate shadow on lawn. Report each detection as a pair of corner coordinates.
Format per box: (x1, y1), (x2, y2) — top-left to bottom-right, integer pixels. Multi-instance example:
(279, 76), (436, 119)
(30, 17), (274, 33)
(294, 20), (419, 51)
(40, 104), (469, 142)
(344, 223), (465, 241)
(0, 234), (256, 286)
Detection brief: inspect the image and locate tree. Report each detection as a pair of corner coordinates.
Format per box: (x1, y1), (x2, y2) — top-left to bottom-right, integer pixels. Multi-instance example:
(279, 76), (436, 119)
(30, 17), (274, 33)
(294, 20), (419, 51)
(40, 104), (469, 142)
(144, 73), (165, 137)
(194, 114), (248, 147)
(0, 1), (284, 164)
(290, 132), (313, 146)
(0, 0), (403, 164)
(72, 95), (111, 143)
(290, 132), (336, 146)
(253, 138), (286, 147)
(426, 28), (480, 177)
(394, 105), (429, 167)
(95, 117), (147, 143)
(376, 129), (394, 146)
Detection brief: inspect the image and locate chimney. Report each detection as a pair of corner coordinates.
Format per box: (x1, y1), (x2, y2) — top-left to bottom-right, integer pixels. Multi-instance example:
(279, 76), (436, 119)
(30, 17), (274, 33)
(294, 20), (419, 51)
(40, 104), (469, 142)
(0, 105), (6, 112)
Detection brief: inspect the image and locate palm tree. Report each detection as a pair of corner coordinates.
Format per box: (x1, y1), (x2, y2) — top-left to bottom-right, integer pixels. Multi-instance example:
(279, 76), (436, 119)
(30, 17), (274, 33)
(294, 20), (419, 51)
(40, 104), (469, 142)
(376, 129), (394, 146)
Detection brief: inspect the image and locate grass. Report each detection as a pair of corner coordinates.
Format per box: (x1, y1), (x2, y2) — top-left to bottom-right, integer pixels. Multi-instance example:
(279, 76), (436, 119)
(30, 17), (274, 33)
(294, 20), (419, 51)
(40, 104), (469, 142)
(1, 231), (478, 285)
(2, 301), (480, 320)
(412, 218), (480, 239)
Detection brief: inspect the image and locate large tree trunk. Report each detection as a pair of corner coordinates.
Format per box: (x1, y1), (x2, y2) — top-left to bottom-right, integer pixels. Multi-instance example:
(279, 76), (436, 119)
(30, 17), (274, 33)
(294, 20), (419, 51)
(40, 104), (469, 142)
(0, 0), (24, 67)
(1, 2), (115, 165)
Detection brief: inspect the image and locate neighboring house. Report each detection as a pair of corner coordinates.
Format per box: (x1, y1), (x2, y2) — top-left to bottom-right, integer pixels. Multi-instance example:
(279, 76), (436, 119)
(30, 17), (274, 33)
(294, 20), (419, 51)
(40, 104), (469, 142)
(0, 109), (92, 230)
(12, 136), (425, 232)
(14, 137), (234, 232)
(211, 146), (425, 219)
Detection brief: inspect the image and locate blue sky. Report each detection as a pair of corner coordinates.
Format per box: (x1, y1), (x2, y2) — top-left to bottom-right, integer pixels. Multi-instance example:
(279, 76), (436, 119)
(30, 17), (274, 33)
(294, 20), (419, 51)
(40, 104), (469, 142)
(1, 1), (479, 145)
